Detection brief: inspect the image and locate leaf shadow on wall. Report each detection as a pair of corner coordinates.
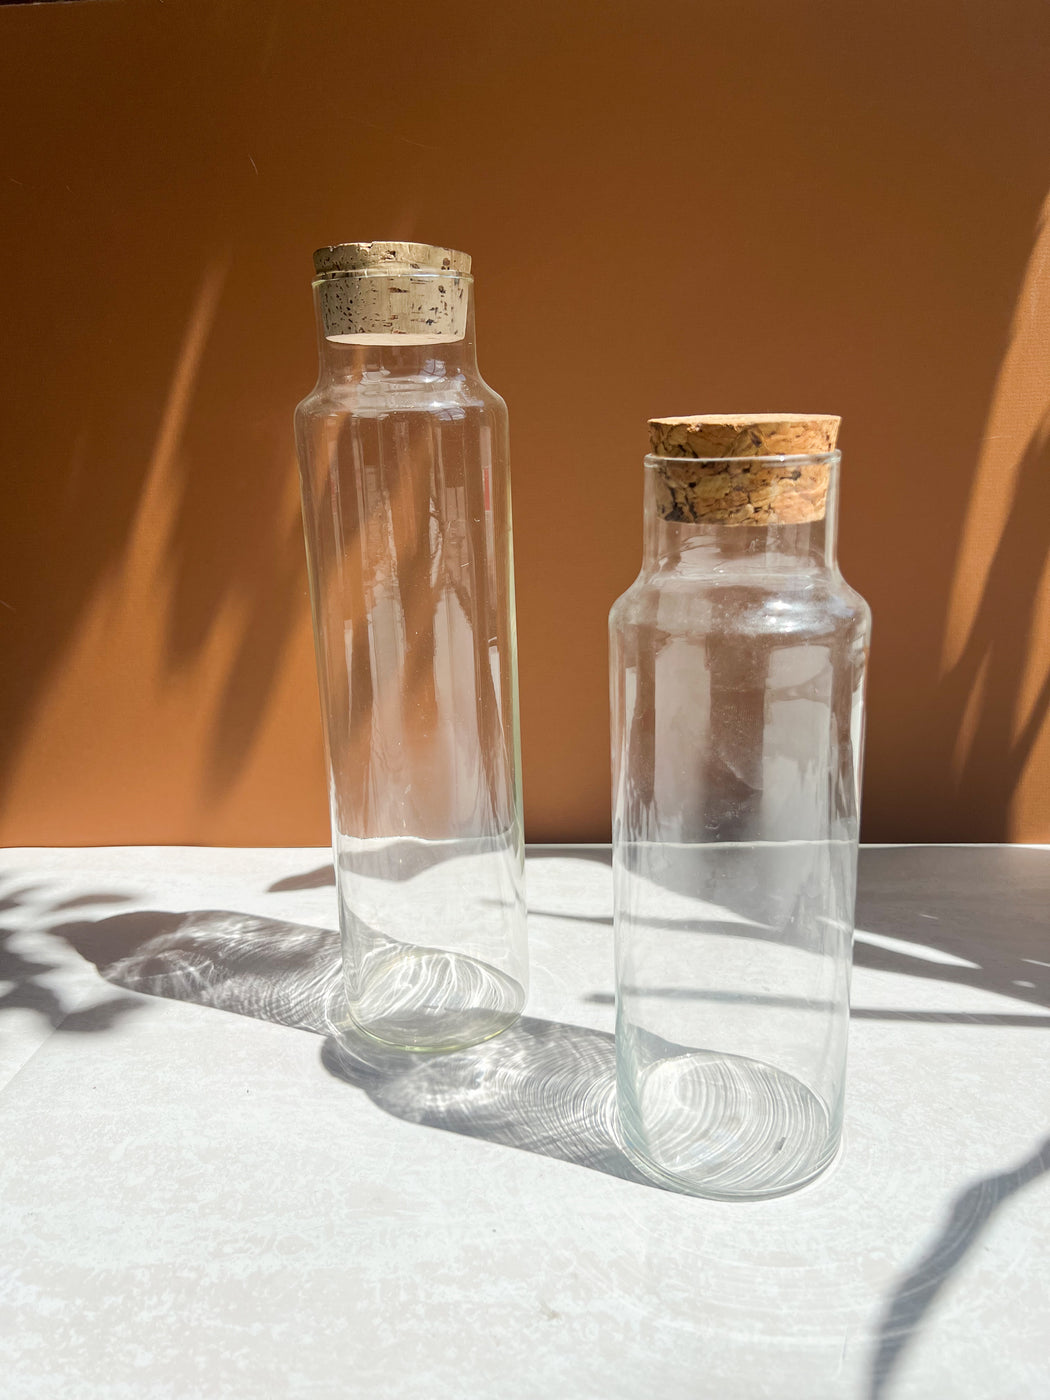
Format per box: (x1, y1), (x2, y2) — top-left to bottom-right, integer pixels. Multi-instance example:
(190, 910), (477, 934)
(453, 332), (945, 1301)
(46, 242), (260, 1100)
(165, 259), (310, 795)
(931, 193), (1050, 839)
(0, 247), (312, 830)
(934, 424), (1050, 838)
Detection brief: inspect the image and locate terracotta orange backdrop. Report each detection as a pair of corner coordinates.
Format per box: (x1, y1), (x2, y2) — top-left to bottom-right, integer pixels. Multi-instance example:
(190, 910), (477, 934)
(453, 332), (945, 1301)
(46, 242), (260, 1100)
(2, 0), (1049, 846)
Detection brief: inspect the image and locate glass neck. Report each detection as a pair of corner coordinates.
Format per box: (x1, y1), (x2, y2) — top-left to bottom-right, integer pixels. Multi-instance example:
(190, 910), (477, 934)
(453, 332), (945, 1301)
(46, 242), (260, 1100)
(312, 279), (479, 385)
(641, 462), (840, 575)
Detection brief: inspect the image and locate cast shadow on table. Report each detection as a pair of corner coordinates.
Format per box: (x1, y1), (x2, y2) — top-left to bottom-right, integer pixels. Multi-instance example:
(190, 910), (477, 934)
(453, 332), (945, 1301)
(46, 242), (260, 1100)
(852, 845), (1050, 1019)
(849, 849), (1050, 1393)
(48, 844), (1050, 1201)
(0, 875), (143, 1035)
(571, 845), (1050, 1025)
(268, 865), (335, 893)
(52, 906), (650, 1187)
(321, 1018), (646, 1183)
(265, 844), (615, 895)
(868, 1133), (1050, 1400)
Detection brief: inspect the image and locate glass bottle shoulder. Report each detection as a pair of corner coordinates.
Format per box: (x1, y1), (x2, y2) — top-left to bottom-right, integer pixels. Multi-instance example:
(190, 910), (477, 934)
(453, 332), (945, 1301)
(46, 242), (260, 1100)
(609, 564), (871, 645)
(295, 367), (505, 424)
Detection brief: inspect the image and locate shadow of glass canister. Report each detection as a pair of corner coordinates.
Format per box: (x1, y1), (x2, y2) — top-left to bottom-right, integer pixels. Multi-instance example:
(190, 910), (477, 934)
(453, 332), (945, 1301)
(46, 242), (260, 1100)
(609, 414), (871, 1197)
(294, 242), (527, 1052)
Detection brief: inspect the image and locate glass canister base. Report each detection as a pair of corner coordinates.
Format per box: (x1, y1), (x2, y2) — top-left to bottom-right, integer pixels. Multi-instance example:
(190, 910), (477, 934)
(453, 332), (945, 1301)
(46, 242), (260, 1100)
(342, 947), (526, 1053)
(617, 1050), (841, 1200)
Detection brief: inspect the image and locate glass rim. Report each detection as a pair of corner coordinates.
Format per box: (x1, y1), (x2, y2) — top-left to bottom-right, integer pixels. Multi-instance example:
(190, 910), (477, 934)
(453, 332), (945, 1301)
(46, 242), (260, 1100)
(644, 451), (840, 467)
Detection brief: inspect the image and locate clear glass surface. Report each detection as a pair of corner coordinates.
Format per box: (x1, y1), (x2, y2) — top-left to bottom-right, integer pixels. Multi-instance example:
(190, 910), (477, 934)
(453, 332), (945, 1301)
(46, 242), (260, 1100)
(609, 454), (870, 1197)
(295, 272), (527, 1051)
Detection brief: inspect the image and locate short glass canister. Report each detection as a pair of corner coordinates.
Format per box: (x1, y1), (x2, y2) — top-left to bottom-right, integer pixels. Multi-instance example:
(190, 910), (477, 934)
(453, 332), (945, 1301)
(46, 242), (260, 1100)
(609, 414), (871, 1198)
(295, 242), (528, 1052)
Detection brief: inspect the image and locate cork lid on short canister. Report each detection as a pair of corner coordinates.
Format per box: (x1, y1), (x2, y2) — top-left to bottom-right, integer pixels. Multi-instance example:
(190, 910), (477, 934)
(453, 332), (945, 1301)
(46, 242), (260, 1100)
(647, 414), (841, 526)
(312, 241), (472, 346)
(313, 241), (471, 277)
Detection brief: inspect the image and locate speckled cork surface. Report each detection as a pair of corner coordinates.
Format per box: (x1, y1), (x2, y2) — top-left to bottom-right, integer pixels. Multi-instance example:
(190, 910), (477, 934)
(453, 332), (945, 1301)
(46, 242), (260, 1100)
(313, 241), (471, 276)
(313, 241), (471, 345)
(648, 414), (841, 525)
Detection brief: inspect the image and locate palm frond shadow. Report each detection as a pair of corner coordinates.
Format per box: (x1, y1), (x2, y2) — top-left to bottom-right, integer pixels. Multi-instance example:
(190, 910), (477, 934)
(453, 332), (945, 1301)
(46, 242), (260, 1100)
(868, 1136), (1050, 1399)
(0, 876), (142, 1035)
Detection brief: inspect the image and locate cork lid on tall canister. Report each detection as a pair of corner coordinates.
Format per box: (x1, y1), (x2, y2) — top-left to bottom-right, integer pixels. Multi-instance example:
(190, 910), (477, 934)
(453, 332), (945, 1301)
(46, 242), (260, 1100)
(647, 414), (841, 526)
(312, 240), (472, 346)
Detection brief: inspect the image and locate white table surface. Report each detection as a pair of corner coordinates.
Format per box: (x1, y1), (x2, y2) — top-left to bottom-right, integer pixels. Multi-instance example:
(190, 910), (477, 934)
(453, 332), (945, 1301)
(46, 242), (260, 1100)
(0, 844), (1047, 1400)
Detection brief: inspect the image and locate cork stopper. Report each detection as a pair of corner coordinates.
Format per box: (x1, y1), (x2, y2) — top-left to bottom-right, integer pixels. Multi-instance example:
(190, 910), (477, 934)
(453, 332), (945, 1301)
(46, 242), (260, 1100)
(647, 414), (841, 526)
(312, 241), (472, 346)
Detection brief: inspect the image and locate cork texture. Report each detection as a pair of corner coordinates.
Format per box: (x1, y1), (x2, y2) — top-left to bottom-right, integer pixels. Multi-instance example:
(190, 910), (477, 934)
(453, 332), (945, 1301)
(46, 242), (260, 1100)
(313, 241), (471, 344)
(313, 242), (471, 276)
(647, 414), (841, 525)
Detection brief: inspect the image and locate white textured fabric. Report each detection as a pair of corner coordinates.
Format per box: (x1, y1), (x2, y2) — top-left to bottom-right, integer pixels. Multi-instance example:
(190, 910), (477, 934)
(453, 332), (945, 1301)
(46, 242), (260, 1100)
(0, 844), (1047, 1399)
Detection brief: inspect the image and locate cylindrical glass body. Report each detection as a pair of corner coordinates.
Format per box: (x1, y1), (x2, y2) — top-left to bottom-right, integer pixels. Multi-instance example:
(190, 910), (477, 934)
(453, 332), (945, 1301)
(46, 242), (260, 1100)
(609, 453), (870, 1197)
(295, 255), (527, 1051)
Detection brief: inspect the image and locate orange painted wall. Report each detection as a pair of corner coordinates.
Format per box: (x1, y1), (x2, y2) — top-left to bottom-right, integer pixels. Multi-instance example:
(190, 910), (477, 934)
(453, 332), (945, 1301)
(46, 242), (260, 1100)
(1, 0), (1049, 846)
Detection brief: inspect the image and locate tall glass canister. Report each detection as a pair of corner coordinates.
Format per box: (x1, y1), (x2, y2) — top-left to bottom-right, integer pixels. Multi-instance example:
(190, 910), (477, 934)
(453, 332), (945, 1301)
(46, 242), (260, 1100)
(295, 241), (527, 1052)
(609, 414), (870, 1197)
